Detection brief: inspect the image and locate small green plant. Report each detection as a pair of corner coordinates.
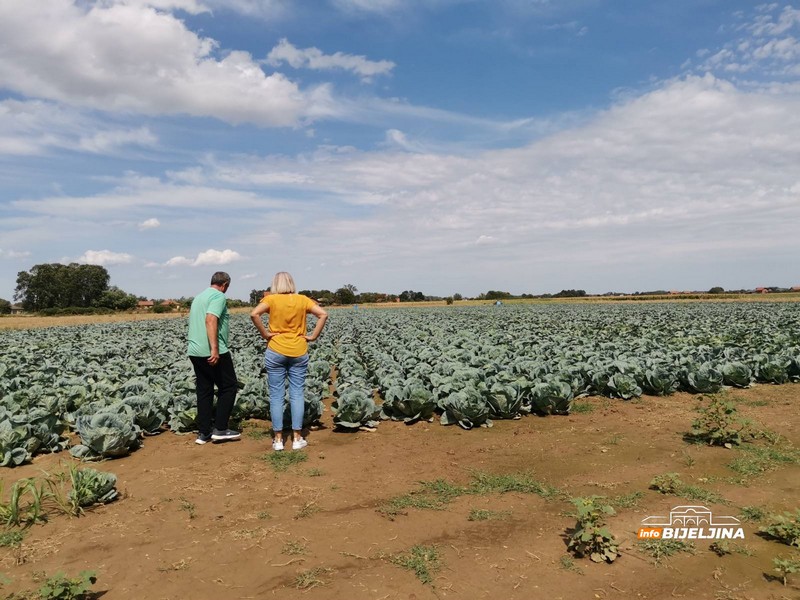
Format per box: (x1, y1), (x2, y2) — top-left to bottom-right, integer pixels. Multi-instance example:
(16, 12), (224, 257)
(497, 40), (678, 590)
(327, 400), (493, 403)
(609, 491), (643, 509)
(566, 496), (619, 563)
(468, 471), (561, 499)
(559, 554), (584, 574)
(281, 540), (308, 555)
(390, 545), (443, 585)
(307, 468), (323, 477)
(739, 505), (766, 523)
(467, 508), (509, 521)
(257, 511), (272, 520)
(293, 567), (332, 590)
(772, 555), (800, 586)
(178, 497), (196, 519)
(727, 444), (800, 479)
(265, 452), (308, 472)
(759, 510), (800, 547)
(688, 394), (753, 447)
(244, 427), (271, 440)
(570, 401), (594, 414)
(649, 472), (683, 495)
(709, 540), (754, 556)
(294, 500), (319, 520)
(649, 473), (726, 504)
(0, 478), (51, 528)
(0, 529), (25, 548)
(37, 571), (97, 600)
(636, 539), (695, 565)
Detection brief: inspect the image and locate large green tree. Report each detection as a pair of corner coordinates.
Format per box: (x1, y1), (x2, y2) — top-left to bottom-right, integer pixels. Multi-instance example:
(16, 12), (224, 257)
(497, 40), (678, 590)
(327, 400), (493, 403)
(15, 263), (111, 311)
(0, 298), (11, 315)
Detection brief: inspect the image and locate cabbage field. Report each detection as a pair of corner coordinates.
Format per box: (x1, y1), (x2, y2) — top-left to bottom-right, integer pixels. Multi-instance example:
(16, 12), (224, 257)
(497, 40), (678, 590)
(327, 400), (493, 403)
(2, 301), (799, 468)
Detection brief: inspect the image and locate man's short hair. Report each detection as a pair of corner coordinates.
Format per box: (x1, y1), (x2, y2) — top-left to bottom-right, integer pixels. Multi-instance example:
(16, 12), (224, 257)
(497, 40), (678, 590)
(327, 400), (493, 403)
(210, 271), (231, 286)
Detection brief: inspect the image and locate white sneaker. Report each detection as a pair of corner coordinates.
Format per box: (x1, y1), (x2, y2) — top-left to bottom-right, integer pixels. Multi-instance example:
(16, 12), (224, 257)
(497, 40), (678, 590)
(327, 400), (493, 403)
(292, 438), (308, 451)
(272, 440), (284, 451)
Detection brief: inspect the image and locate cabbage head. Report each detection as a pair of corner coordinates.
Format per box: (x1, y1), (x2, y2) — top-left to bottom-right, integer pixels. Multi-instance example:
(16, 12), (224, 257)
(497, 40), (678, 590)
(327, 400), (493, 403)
(721, 361), (753, 388)
(484, 381), (523, 420)
(530, 380), (574, 415)
(755, 357), (790, 384)
(71, 411), (140, 459)
(684, 363), (723, 394)
(332, 388), (381, 430)
(68, 467), (119, 510)
(167, 395), (198, 433)
(606, 373), (642, 400)
(640, 366), (679, 396)
(440, 386), (492, 430)
(122, 393), (167, 434)
(380, 381), (436, 424)
(0, 419), (30, 467)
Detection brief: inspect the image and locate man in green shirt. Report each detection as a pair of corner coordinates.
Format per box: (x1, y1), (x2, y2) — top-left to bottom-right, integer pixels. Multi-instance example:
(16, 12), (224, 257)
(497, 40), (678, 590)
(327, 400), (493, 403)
(187, 272), (240, 444)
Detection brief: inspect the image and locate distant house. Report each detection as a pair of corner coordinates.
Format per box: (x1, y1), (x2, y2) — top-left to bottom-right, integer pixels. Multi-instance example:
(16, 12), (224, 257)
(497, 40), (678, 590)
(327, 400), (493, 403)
(755, 287), (770, 294)
(792, 286), (800, 292)
(160, 299), (179, 307)
(10, 303), (24, 315)
(137, 300), (154, 310)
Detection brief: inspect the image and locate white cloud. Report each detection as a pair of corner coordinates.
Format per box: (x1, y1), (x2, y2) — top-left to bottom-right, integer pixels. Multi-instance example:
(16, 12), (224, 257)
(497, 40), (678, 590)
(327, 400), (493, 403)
(696, 5), (800, 79)
(0, 99), (159, 156)
(0, 248), (31, 259)
(266, 38), (395, 80)
(0, 0), (329, 127)
(79, 249), (135, 265)
(194, 248), (242, 265)
(111, 0), (210, 15)
(139, 218), (161, 230)
(240, 272), (258, 280)
(165, 248), (242, 267)
(79, 127), (158, 153)
(165, 256), (194, 266)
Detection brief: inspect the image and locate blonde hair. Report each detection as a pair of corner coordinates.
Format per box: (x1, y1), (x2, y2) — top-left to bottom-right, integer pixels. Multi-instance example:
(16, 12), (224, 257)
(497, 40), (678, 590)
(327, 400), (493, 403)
(271, 271), (296, 294)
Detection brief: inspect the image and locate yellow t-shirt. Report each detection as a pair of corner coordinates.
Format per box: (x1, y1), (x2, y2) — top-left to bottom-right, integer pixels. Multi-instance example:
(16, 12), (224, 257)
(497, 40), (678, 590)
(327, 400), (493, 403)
(261, 293), (316, 357)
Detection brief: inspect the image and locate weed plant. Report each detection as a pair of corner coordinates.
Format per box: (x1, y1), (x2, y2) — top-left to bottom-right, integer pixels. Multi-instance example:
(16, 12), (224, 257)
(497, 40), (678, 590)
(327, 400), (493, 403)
(687, 394), (753, 447)
(636, 539), (695, 565)
(649, 473), (727, 504)
(265, 452), (308, 472)
(566, 496), (619, 563)
(389, 545), (443, 585)
(467, 508), (510, 521)
(378, 471), (561, 519)
(293, 567), (332, 590)
(760, 510), (800, 547)
(37, 570), (97, 600)
(773, 555), (800, 586)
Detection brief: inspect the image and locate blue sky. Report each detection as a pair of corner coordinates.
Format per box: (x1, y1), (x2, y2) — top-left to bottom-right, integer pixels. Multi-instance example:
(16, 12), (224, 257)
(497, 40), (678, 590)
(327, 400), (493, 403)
(1, 1), (799, 300)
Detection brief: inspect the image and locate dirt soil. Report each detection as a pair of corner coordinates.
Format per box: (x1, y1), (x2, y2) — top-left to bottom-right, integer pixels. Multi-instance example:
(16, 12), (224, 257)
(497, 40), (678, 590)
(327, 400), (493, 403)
(2, 385), (799, 600)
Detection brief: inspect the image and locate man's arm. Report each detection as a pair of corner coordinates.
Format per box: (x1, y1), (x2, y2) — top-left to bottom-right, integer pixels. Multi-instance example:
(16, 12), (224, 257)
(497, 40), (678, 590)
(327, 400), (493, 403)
(205, 313), (220, 365)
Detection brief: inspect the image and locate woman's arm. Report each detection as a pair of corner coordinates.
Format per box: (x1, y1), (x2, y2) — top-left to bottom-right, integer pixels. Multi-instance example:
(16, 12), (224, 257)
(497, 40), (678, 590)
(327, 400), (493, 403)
(303, 304), (328, 342)
(250, 302), (274, 341)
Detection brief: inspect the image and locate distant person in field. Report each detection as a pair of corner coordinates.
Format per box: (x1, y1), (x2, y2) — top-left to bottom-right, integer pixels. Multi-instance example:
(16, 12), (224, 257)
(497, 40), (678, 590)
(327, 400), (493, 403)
(250, 271), (328, 451)
(187, 271), (241, 445)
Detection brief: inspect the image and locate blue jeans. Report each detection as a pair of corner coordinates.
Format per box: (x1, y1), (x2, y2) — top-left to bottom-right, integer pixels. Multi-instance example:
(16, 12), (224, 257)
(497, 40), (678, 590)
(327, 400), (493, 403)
(265, 349), (309, 432)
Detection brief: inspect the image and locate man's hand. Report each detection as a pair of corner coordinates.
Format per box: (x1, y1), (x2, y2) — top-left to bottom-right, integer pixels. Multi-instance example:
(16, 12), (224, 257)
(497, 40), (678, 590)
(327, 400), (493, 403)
(207, 351), (220, 366)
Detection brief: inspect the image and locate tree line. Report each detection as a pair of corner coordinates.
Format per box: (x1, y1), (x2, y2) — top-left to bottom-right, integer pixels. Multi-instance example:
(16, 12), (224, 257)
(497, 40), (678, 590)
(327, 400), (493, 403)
(12, 263), (140, 313)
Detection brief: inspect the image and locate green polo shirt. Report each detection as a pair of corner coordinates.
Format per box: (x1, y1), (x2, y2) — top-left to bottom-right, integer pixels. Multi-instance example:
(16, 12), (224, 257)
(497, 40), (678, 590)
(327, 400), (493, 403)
(187, 287), (230, 357)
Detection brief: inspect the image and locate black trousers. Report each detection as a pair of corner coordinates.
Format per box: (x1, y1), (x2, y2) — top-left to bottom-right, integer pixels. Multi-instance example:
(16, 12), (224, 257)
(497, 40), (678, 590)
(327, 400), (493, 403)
(190, 352), (237, 435)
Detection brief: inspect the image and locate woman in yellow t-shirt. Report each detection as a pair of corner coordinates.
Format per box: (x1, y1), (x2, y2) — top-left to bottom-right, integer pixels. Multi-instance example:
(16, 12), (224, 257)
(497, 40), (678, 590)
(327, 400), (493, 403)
(250, 272), (328, 451)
